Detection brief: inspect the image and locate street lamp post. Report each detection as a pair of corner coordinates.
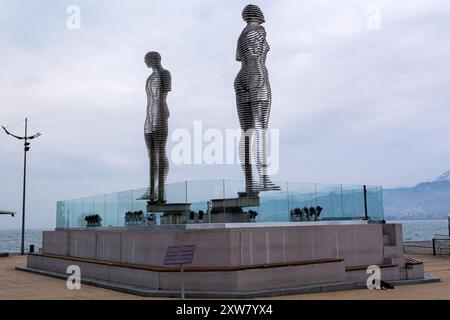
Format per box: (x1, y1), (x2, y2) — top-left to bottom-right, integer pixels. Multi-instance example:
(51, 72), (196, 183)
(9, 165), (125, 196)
(2, 118), (41, 255)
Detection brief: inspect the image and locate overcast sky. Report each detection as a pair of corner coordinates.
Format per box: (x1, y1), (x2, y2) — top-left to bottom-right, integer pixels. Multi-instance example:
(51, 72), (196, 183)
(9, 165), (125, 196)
(1, 0), (449, 229)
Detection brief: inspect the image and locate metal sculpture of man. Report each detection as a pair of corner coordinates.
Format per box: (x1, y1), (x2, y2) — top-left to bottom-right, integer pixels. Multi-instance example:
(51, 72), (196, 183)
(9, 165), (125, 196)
(234, 4), (279, 195)
(141, 51), (171, 204)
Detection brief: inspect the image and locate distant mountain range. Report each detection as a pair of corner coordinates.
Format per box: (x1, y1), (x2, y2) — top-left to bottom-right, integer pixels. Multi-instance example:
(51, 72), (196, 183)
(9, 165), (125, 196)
(383, 171), (450, 220)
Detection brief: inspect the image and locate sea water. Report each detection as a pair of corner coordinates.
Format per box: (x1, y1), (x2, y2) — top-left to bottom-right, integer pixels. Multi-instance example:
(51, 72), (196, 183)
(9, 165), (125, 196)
(0, 219), (448, 253)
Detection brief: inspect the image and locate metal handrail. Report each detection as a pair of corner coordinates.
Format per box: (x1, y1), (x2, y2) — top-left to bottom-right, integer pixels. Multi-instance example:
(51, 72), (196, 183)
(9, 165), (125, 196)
(434, 234), (450, 239)
(432, 237), (450, 255)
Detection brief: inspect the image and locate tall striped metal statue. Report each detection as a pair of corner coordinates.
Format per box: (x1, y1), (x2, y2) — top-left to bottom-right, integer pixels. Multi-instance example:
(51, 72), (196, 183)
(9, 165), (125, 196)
(234, 4), (279, 195)
(141, 51), (171, 203)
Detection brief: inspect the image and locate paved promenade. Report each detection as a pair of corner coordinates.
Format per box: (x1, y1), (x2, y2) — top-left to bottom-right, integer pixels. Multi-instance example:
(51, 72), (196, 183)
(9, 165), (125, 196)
(0, 255), (147, 300)
(0, 254), (449, 300)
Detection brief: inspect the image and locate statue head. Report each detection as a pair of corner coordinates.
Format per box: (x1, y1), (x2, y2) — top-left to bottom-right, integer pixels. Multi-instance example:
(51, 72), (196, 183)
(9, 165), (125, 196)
(145, 51), (161, 68)
(242, 4), (265, 24)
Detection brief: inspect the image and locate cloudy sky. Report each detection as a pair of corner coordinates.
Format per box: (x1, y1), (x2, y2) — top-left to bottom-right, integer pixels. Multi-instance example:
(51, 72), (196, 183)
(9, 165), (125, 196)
(1, 0), (449, 229)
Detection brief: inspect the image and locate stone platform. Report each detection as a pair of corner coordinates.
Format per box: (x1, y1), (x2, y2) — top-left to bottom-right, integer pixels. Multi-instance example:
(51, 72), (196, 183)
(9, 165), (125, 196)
(24, 221), (427, 297)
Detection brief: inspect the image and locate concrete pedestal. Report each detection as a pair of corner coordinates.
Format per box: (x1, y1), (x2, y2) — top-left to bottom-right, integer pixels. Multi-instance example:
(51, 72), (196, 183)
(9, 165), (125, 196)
(210, 196), (259, 210)
(23, 221), (426, 297)
(147, 203), (191, 225)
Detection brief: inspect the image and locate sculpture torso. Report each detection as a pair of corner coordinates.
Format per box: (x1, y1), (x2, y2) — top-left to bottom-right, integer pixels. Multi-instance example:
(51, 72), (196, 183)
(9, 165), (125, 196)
(237, 24), (270, 64)
(145, 69), (170, 133)
(235, 23), (271, 101)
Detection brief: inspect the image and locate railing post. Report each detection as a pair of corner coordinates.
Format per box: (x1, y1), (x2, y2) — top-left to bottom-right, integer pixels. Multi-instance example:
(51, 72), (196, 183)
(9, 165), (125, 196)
(71, 199), (75, 228)
(207, 201), (211, 224)
(104, 193), (107, 225)
(185, 181), (188, 224)
(314, 183), (318, 207)
(286, 182), (290, 220)
(117, 192), (120, 226)
(222, 179), (226, 223)
(448, 214), (450, 237)
(82, 198), (84, 221)
(363, 185), (368, 220)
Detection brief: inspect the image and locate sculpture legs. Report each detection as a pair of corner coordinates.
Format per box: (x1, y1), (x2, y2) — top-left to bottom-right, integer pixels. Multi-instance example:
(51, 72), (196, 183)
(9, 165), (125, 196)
(236, 87), (257, 195)
(239, 129), (255, 194)
(252, 100), (279, 191)
(144, 131), (168, 203)
(155, 140), (168, 203)
(145, 132), (157, 201)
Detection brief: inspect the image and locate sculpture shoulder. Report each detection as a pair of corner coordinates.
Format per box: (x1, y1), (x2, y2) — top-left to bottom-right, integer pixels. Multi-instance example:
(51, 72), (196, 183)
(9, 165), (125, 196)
(161, 69), (171, 81)
(241, 25), (266, 39)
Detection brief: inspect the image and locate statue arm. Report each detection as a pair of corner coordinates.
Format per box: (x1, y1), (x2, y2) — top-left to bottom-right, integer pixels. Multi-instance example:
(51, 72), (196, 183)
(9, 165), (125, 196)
(161, 70), (172, 93)
(145, 78), (152, 129)
(161, 70), (171, 118)
(145, 77), (155, 100)
(246, 27), (266, 88)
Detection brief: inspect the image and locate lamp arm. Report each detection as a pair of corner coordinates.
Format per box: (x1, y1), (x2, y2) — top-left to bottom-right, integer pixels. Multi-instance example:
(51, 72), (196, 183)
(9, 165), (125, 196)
(29, 132), (42, 139)
(1, 126), (25, 140)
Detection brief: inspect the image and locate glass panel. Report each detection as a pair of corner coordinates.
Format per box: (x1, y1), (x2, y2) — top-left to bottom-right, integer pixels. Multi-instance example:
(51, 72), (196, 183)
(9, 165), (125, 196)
(73, 198), (83, 228)
(223, 180), (244, 199)
(55, 180), (384, 227)
(56, 201), (65, 228)
(224, 180), (258, 223)
(165, 181), (187, 204)
(185, 180), (222, 223)
(315, 183), (335, 220)
(366, 185), (384, 221)
(93, 194), (106, 227)
(77, 197), (92, 228)
(67, 200), (74, 228)
(105, 192), (119, 227)
(341, 184), (360, 218)
(287, 182), (317, 220)
(353, 186), (365, 218)
(118, 191), (133, 227)
(132, 188), (148, 213)
(258, 182), (288, 222)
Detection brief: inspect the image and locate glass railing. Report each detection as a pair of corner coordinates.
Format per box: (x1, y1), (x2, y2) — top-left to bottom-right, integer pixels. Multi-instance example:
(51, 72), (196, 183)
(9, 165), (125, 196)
(56, 180), (384, 228)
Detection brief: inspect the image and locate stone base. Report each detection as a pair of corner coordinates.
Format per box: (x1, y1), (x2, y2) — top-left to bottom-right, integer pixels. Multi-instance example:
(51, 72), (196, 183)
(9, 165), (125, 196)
(146, 203), (192, 225)
(160, 212), (251, 225)
(16, 264), (439, 298)
(160, 214), (187, 225)
(25, 221), (426, 297)
(208, 212), (249, 223)
(210, 196), (260, 210)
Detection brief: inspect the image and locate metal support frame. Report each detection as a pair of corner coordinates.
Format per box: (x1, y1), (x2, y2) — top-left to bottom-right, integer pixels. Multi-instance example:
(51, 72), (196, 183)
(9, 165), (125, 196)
(363, 185), (368, 220)
(2, 118), (41, 255)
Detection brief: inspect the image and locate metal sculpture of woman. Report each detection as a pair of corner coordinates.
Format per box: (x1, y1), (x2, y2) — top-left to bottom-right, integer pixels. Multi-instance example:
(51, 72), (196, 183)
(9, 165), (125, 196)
(141, 51), (171, 204)
(234, 4), (279, 195)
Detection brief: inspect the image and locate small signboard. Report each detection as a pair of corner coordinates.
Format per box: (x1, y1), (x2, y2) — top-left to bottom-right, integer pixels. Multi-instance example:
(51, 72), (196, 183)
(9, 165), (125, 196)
(164, 245), (195, 266)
